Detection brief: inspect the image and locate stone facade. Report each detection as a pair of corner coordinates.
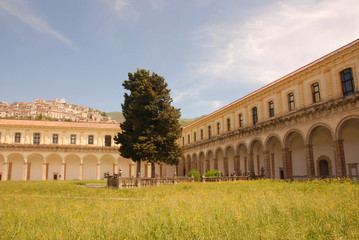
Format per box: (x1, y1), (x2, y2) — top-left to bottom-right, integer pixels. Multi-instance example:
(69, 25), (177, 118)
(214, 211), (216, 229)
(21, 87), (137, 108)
(0, 119), (175, 181)
(179, 39), (359, 179)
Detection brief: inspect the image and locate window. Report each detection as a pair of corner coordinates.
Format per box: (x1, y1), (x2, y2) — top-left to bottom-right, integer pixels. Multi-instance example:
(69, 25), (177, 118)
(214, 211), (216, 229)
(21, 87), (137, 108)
(208, 126), (212, 139)
(239, 114), (243, 127)
(312, 82), (321, 103)
(200, 129), (203, 140)
(53, 134), (58, 144)
(288, 92), (295, 111)
(105, 135), (112, 147)
(188, 134), (190, 144)
(88, 135), (94, 145)
(194, 132), (196, 142)
(217, 122), (220, 135)
(252, 107), (258, 125)
(341, 68), (355, 96)
(33, 133), (40, 145)
(15, 132), (21, 143)
(227, 118), (231, 131)
(269, 101), (274, 117)
(70, 134), (76, 144)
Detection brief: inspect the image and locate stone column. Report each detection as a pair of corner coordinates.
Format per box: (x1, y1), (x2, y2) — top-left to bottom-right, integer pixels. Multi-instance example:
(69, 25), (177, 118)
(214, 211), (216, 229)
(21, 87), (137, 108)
(244, 156), (248, 173)
(223, 157), (228, 176)
(3, 156), (8, 181)
(305, 144), (316, 179)
(249, 153), (254, 176)
(264, 151), (271, 178)
(214, 158), (218, 170)
(96, 163), (101, 180)
(79, 163), (83, 180)
(333, 139), (347, 178)
(206, 160), (210, 172)
(61, 163), (66, 180)
(256, 155), (260, 176)
(271, 153), (275, 179)
(151, 162), (156, 178)
(234, 156), (240, 175)
(42, 162), (48, 180)
(282, 148), (292, 179)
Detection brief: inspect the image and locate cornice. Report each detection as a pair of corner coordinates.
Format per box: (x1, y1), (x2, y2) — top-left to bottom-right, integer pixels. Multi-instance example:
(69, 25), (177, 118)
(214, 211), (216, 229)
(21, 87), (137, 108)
(183, 92), (359, 150)
(0, 144), (119, 153)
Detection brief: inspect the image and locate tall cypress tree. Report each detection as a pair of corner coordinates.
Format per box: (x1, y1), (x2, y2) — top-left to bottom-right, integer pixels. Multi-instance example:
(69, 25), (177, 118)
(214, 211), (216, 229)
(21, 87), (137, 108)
(114, 69), (183, 177)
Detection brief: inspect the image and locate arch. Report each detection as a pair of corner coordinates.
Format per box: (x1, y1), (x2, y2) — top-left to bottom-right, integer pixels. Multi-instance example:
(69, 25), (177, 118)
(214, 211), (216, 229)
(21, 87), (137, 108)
(206, 150), (214, 171)
(335, 115), (359, 139)
(316, 155), (332, 178)
(284, 129), (305, 148)
(265, 135), (283, 179)
(225, 145), (235, 175)
(264, 134), (283, 151)
(284, 129), (306, 178)
(336, 116), (359, 177)
(179, 156), (186, 176)
(27, 153), (45, 180)
(186, 154), (192, 173)
(64, 154), (81, 180)
(236, 142), (248, 175)
(46, 154), (62, 180)
(308, 124), (335, 178)
(100, 155), (116, 179)
(8, 153), (25, 180)
(192, 153), (198, 171)
(83, 154), (98, 180)
(249, 139), (264, 176)
(307, 123), (335, 145)
(249, 138), (264, 153)
(215, 148), (224, 174)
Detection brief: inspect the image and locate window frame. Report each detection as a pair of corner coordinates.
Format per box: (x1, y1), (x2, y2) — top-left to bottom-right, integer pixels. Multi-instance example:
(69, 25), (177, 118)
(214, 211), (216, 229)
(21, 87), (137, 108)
(194, 132), (196, 142)
(33, 133), (40, 145)
(53, 134), (58, 144)
(70, 134), (76, 144)
(105, 135), (112, 147)
(288, 92), (295, 111)
(88, 135), (94, 145)
(200, 129), (203, 140)
(252, 107), (258, 125)
(208, 126), (212, 139)
(341, 68), (355, 96)
(239, 113), (243, 127)
(269, 101), (274, 117)
(15, 132), (21, 143)
(227, 118), (231, 131)
(311, 82), (321, 103)
(217, 122), (220, 135)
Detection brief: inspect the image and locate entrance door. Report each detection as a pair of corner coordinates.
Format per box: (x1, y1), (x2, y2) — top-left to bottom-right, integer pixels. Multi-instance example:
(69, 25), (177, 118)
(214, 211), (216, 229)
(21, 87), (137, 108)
(53, 173), (58, 180)
(319, 160), (329, 177)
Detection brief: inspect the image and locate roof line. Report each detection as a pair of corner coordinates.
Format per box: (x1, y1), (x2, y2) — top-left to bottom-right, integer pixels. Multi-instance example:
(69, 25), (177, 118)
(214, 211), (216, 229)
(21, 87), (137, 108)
(184, 38), (359, 129)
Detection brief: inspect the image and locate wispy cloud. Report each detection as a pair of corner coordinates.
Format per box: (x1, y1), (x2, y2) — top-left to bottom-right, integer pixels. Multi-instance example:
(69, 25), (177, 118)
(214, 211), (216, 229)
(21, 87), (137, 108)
(188, 0), (359, 89)
(111, 0), (140, 22)
(0, 0), (74, 48)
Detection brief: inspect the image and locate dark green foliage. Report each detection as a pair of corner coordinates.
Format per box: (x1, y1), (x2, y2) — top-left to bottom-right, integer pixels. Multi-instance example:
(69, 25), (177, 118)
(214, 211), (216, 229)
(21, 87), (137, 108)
(205, 170), (220, 177)
(114, 69), (183, 166)
(188, 170), (201, 181)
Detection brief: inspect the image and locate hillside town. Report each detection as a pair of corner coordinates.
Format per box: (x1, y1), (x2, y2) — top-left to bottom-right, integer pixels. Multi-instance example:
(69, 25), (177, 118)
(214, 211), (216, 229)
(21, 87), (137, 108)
(0, 98), (116, 123)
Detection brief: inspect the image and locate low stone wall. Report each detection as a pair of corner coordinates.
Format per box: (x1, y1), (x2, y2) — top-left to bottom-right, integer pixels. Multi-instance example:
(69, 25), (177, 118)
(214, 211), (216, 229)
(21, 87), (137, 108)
(201, 176), (250, 182)
(107, 176), (195, 188)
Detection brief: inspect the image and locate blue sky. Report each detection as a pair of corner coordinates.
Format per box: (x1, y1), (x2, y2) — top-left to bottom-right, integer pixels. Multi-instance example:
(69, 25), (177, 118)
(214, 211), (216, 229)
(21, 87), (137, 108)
(0, 0), (358, 118)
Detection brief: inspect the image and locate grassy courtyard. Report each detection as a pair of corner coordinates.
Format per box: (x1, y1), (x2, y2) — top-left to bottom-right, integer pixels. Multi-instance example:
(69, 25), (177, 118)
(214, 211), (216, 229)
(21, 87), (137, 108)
(0, 179), (358, 239)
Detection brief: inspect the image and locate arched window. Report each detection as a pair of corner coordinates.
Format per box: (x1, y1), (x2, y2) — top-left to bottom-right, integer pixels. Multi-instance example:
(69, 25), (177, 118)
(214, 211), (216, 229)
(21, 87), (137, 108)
(341, 68), (355, 96)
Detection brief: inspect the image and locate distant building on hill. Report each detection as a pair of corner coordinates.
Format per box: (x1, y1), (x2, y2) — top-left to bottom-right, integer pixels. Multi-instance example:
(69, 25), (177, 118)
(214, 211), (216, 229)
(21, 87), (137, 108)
(0, 98), (117, 123)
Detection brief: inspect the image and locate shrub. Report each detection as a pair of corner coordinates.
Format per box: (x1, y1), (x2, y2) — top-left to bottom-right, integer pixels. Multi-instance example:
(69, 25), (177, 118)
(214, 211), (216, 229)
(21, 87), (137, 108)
(205, 170), (220, 177)
(188, 170), (201, 181)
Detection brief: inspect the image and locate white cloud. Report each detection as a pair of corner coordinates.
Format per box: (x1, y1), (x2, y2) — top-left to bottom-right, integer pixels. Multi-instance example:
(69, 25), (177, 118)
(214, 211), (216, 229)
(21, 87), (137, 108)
(112, 0), (140, 22)
(189, 0), (359, 87)
(0, 0), (74, 48)
(147, 0), (168, 10)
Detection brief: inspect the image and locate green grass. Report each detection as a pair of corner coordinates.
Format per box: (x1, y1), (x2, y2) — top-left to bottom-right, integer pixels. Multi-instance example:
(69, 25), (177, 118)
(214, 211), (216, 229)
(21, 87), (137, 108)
(0, 179), (358, 239)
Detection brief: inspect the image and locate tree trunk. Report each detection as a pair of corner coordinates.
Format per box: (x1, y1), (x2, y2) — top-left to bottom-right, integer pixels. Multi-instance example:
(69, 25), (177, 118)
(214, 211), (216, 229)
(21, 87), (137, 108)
(136, 161), (141, 178)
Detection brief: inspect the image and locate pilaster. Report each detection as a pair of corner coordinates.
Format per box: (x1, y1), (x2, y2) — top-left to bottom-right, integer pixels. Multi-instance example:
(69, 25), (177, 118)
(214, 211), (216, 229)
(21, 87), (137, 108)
(334, 139), (347, 177)
(305, 144), (316, 179)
